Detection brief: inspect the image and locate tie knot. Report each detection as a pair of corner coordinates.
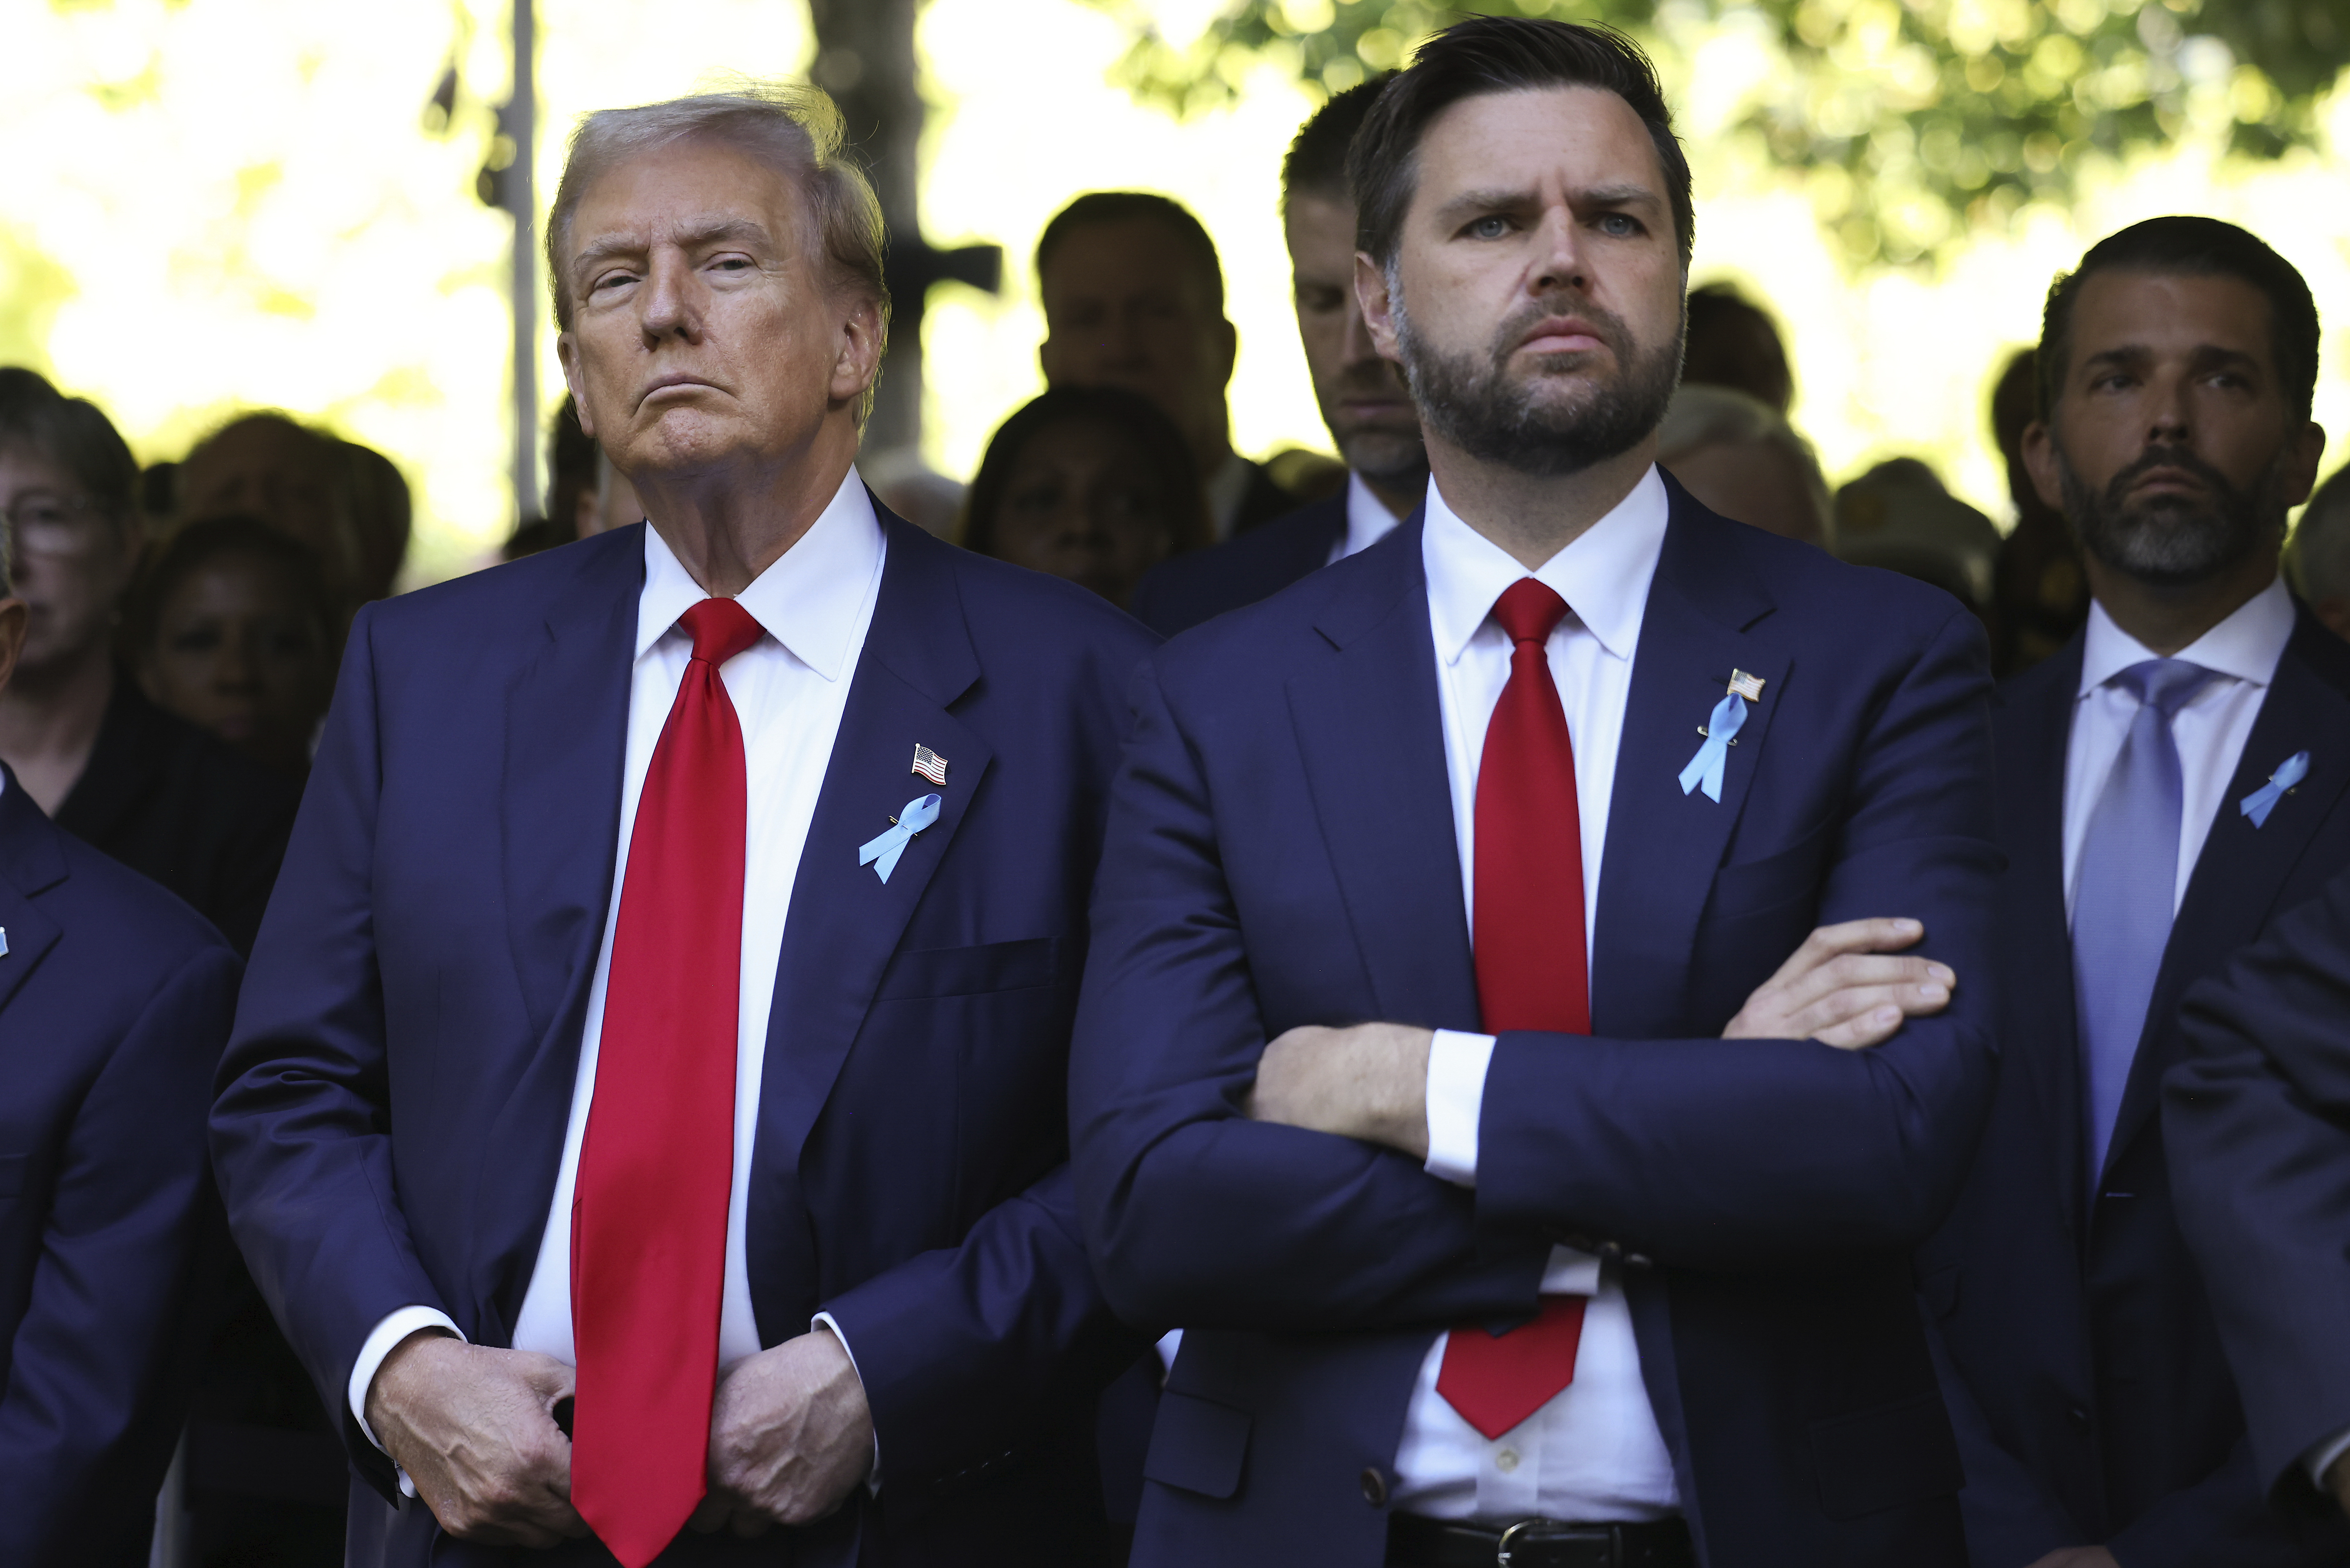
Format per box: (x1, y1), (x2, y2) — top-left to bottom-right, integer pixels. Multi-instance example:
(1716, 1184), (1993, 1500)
(2112, 656), (2216, 720)
(679, 596), (763, 667)
(1490, 578), (1570, 647)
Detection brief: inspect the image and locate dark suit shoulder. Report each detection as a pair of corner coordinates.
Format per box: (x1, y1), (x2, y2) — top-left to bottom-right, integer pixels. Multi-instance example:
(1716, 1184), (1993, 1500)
(919, 525), (1158, 667)
(1132, 495), (1348, 637)
(360, 525), (639, 649)
(7, 788), (231, 973)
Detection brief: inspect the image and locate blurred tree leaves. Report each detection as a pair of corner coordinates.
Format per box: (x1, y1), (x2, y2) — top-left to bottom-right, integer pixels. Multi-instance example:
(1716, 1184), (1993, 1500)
(1072, 0), (2347, 266)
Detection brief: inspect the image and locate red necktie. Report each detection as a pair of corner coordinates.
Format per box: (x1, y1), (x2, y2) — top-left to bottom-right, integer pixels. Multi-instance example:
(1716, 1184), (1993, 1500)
(1436, 578), (1592, 1441)
(570, 597), (762, 1567)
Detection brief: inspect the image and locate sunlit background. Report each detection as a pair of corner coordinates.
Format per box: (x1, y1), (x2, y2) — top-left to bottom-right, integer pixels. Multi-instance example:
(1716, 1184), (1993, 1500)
(4, 0), (2345, 583)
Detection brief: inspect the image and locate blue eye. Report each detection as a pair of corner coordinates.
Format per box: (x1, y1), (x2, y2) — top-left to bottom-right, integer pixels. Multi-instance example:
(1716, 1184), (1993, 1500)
(1468, 215), (1510, 239)
(1598, 213), (1638, 237)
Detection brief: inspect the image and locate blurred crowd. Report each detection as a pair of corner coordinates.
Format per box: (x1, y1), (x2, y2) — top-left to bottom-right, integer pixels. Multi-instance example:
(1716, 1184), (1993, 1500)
(4, 59), (2350, 1568)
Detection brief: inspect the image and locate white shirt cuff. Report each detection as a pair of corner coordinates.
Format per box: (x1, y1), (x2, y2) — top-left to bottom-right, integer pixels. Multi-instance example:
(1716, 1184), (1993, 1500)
(1423, 1029), (1497, 1187)
(349, 1305), (465, 1498)
(2304, 1424), (2350, 1490)
(811, 1311), (882, 1493)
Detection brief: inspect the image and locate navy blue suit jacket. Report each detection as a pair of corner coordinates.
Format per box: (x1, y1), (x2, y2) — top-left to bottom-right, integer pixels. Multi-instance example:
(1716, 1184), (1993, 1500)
(1920, 612), (2350, 1567)
(1130, 493), (1345, 637)
(1070, 483), (2001, 1568)
(2168, 861), (2350, 1534)
(0, 766), (240, 1567)
(210, 513), (1156, 1568)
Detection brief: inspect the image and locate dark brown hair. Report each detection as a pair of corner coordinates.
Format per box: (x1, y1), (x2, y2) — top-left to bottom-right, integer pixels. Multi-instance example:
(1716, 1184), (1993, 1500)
(959, 386), (1209, 560)
(1035, 192), (1227, 316)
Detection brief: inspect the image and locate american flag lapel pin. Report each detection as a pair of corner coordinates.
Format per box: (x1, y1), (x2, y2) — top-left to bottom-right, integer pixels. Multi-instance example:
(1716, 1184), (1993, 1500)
(1727, 669), (1766, 702)
(911, 744), (949, 787)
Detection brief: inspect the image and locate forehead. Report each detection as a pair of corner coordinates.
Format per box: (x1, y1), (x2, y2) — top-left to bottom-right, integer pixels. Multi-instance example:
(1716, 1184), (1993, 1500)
(567, 136), (804, 251)
(2069, 269), (2277, 363)
(1411, 85), (1665, 205)
(1284, 191), (1356, 256)
(0, 443), (77, 492)
(1041, 219), (1214, 309)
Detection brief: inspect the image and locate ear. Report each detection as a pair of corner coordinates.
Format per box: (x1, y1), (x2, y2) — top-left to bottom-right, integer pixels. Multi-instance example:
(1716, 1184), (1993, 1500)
(1356, 252), (1402, 364)
(829, 290), (887, 411)
(2281, 420), (2327, 509)
(2021, 420), (2066, 515)
(1210, 316), (1239, 389)
(0, 597), (25, 699)
(557, 333), (596, 440)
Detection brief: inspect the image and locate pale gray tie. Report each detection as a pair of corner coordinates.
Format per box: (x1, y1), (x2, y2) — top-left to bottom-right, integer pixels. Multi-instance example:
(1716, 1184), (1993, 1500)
(2072, 657), (2217, 1187)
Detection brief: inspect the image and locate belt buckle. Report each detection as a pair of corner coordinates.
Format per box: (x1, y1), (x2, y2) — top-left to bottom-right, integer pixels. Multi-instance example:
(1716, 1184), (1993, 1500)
(1496, 1518), (1608, 1568)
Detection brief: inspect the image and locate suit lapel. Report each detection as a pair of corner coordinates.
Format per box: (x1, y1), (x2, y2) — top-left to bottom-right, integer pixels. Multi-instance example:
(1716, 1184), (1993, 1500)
(747, 519), (991, 1335)
(0, 771), (66, 1016)
(1591, 492), (1787, 1038)
(479, 529), (641, 1331)
(2102, 614), (2350, 1179)
(1995, 644), (2093, 1233)
(1285, 516), (1481, 1030)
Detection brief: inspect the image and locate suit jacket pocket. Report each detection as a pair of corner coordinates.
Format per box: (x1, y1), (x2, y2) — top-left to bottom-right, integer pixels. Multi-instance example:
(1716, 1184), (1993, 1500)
(1709, 817), (1835, 923)
(1809, 1390), (1964, 1520)
(1143, 1391), (1252, 1500)
(0, 1153), (25, 1198)
(876, 937), (1062, 1000)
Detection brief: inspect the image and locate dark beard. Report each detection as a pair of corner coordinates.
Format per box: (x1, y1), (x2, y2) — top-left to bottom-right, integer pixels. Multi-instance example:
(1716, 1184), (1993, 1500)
(2056, 441), (2285, 588)
(1394, 292), (1682, 478)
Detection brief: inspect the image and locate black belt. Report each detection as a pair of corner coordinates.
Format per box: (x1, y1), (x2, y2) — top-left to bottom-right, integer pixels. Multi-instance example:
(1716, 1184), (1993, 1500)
(1387, 1513), (1695, 1568)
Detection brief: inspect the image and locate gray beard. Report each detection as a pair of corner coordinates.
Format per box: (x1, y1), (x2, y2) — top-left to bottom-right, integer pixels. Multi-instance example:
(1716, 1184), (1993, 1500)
(1393, 293), (1681, 478)
(2056, 441), (2285, 588)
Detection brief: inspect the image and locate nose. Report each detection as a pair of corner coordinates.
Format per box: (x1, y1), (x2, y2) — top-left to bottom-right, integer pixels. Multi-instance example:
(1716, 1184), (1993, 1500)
(2145, 367), (2192, 445)
(639, 248), (706, 347)
(1528, 204), (1587, 298)
(216, 626), (260, 691)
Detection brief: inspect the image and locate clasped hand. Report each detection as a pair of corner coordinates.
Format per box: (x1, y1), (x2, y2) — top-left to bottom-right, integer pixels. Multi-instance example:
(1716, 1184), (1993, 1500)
(367, 1325), (872, 1546)
(1248, 917), (1956, 1151)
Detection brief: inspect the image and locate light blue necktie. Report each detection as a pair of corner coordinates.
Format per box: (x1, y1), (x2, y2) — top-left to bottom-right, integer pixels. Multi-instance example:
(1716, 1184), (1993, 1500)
(2072, 657), (2217, 1188)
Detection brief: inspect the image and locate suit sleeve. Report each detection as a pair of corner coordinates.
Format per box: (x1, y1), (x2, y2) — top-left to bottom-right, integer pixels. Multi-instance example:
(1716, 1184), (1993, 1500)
(816, 1165), (1151, 1505)
(1472, 604), (2000, 1265)
(0, 941), (240, 1566)
(2105, 1434), (2344, 1568)
(208, 604), (451, 1499)
(2165, 866), (2350, 1524)
(1070, 655), (1550, 1332)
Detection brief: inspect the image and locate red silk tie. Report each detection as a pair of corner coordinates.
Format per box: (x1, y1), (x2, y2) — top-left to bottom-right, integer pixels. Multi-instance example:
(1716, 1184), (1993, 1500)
(570, 597), (762, 1568)
(1436, 578), (1592, 1441)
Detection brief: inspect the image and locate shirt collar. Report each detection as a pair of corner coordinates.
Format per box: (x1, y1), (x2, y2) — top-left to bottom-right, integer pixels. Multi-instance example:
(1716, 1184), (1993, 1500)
(2077, 572), (2295, 697)
(1339, 470), (1405, 560)
(636, 465), (883, 681)
(1423, 464), (1671, 666)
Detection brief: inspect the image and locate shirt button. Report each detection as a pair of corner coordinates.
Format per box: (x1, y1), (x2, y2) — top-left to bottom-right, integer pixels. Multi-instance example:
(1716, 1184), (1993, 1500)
(1360, 1466), (1389, 1507)
(1496, 1448), (1521, 1473)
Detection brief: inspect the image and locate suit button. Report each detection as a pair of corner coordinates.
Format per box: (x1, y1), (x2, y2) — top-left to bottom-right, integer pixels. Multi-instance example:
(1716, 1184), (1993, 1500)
(2067, 1405), (2092, 1433)
(1361, 1466), (1389, 1507)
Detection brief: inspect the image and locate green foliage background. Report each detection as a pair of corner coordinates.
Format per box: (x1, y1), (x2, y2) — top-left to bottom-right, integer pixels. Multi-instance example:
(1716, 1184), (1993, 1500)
(1074, 0), (2348, 267)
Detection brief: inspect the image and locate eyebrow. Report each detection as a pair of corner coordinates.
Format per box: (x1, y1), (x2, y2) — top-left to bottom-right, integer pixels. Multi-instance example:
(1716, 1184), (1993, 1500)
(570, 216), (775, 276)
(2080, 343), (2265, 376)
(1431, 182), (1664, 225)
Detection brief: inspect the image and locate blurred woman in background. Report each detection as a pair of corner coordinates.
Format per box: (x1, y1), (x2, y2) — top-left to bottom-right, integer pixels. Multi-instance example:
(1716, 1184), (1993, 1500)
(960, 385), (1209, 609)
(128, 515), (339, 780)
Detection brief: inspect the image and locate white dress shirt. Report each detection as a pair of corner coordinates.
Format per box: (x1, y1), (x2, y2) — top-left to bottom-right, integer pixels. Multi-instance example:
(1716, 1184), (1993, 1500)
(2061, 574), (2295, 919)
(347, 470), (887, 1463)
(1393, 467), (1681, 1524)
(1329, 469), (1408, 565)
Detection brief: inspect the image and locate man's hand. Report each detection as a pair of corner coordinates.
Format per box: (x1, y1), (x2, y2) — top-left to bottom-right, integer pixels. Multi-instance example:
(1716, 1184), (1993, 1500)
(2023, 1549), (2118, 1568)
(1245, 1023), (1434, 1158)
(365, 1332), (587, 1546)
(690, 1326), (874, 1536)
(1722, 917), (1955, 1050)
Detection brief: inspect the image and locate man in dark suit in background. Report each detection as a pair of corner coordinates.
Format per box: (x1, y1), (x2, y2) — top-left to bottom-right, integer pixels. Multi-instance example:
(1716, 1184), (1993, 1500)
(211, 83), (1149, 1568)
(2168, 867), (2350, 1535)
(1919, 216), (2350, 1568)
(1037, 191), (1298, 540)
(0, 512), (243, 1565)
(1131, 78), (1428, 637)
(1071, 20), (2000, 1566)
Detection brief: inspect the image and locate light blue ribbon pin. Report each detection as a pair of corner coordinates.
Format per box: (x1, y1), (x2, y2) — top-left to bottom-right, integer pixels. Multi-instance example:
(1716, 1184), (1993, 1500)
(1678, 692), (1750, 803)
(2239, 750), (2311, 829)
(859, 793), (941, 883)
